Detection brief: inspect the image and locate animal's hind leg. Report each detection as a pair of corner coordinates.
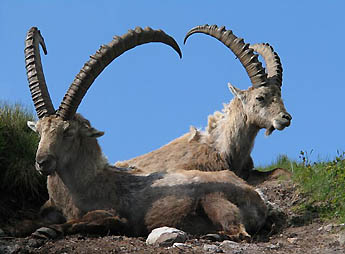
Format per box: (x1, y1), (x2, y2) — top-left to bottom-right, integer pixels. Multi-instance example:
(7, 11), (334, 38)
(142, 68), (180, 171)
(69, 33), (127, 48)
(66, 210), (128, 235)
(32, 210), (128, 238)
(39, 199), (66, 225)
(201, 192), (250, 241)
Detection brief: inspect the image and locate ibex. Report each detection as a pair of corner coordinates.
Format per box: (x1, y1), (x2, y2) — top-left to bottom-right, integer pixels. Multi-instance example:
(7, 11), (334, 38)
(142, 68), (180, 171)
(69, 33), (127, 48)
(25, 27), (267, 239)
(116, 25), (292, 180)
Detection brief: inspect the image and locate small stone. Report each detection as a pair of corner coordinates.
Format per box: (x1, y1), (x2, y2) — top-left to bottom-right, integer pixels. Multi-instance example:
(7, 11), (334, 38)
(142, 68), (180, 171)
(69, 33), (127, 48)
(202, 233), (222, 242)
(146, 227), (187, 247)
(268, 243), (281, 250)
(2, 244), (21, 254)
(255, 188), (267, 201)
(220, 240), (240, 248)
(172, 242), (192, 249)
(338, 231), (345, 246)
(220, 240), (244, 253)
(324, 224), (334, 232)
(32, 227), (58, 239)
(28, 238), (45, 248)
(287, 237), (298, 244)
(203, 244), (219, 252)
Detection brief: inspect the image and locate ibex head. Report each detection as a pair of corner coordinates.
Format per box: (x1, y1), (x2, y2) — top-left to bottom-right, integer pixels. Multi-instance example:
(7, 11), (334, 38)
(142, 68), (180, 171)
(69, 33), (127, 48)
(27, 114), (104, 176)
(25, 27), (181, 175)
(184, 25), (291, 136)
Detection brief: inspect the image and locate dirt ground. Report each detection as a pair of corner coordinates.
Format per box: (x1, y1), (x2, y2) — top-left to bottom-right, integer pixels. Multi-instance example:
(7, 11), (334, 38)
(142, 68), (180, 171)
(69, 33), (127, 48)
(1, 169), (345, 254)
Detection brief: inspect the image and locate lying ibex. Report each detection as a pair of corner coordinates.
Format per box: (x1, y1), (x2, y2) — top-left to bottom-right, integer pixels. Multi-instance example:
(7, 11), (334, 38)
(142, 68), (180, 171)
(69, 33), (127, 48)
(116, 25), (292, 179)
(25, 27), (267, 239)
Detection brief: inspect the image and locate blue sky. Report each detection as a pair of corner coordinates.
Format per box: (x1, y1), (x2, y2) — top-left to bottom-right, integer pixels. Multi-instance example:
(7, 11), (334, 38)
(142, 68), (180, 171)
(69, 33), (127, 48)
(1, 1), (344, 166)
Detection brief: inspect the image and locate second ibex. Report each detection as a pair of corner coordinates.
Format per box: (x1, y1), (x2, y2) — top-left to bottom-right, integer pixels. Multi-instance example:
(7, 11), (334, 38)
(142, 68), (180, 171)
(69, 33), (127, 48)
(116, 24), (292, 179)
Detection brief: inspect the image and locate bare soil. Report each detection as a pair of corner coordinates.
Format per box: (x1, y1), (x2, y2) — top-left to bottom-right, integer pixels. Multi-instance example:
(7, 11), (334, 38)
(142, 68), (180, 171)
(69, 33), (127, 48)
(1, 169), (344, 254)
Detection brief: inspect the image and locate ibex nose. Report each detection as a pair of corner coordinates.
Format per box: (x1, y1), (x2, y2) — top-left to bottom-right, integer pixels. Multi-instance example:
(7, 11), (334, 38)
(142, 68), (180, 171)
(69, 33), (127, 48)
(280, 112), (292, 121)
(36, 154), (56, 175)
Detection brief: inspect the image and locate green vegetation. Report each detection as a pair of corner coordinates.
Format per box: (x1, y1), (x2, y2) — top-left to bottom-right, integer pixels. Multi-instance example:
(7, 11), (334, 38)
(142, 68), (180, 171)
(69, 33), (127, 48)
(293, 151), (345, 222)
(0, 102), (47, 221)
(259, 151), (345, 223)
(256, 154), (298, 172)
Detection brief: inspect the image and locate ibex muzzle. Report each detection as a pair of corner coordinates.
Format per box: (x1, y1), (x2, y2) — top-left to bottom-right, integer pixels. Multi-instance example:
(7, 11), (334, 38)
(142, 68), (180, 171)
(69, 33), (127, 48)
(274, 112), (292, 130)
(36, 154), (56, 175)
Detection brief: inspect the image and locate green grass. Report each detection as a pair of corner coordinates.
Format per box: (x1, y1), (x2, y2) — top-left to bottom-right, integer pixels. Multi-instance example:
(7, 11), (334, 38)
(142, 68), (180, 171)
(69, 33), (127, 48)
(259, 152), (345, 223)
(0, 102), (47, 221)
(256, 154), (299, 172)
(293, 151), (345, 222)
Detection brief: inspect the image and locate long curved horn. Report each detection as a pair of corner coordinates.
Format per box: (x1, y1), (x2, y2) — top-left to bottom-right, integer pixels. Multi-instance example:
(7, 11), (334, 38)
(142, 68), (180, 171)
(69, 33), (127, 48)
(25, 27), (55, 118)
(250, 43), (282, 88)
(57, 27), (182, 120)
(184, 24), (268, 88)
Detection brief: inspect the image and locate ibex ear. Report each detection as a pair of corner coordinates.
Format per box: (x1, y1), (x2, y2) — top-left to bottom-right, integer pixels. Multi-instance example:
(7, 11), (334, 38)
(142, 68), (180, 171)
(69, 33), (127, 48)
(27, 121), (37, 132)
(227, 82), (246, 102)
(81, 126), (104, 138)
(188, 126), (200, 142)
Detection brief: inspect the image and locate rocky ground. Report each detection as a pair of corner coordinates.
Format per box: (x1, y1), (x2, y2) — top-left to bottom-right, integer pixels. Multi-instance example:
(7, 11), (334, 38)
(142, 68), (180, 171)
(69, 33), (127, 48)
(1, 169), (345, 254)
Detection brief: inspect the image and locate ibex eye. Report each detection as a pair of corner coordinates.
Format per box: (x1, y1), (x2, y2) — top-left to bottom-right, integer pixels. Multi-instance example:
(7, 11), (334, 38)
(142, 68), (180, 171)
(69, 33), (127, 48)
(256, 96), (265, 102)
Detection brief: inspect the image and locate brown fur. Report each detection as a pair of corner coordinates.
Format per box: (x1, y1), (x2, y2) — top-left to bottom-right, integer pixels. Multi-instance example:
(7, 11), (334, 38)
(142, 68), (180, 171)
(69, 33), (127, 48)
(29, 114), (268, 239)
(119, 133), (230, 174)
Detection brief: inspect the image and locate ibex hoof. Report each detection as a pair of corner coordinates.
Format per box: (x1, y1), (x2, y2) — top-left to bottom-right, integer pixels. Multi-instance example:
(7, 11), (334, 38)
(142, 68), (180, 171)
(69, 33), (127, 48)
(31, 227), (61, 239)
(216, 229), (251, 243)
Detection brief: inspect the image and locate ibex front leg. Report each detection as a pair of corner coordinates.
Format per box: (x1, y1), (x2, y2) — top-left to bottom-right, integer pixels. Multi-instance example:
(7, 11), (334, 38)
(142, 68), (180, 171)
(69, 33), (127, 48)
(201, 193), (250, 242)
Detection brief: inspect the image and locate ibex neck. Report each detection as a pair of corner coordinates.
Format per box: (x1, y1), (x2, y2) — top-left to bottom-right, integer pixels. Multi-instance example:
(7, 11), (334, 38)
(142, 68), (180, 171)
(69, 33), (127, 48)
(57, 138), (108, 197)
(206, 98), (260, 172)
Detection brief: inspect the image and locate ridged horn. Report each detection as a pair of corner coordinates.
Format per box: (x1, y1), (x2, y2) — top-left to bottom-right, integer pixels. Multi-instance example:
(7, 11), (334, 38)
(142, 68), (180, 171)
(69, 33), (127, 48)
(250, 43), (283, 87)
(25, 27), (55, 118)
(184, 24), (268, 88)
(57, 26), (182, 120)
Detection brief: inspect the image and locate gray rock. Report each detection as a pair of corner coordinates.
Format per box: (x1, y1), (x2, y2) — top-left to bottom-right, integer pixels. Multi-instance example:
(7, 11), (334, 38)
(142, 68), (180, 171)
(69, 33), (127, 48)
(172, 242), (192, 249)
(324, 223), (334, 232)
(320, 223), (345, 232)
(202, 233), (222, 242)
(0, 243), (21, 254)
(0, 229), (5, 237)
(287, 237), (298, 244)
(255, 188), (267, 201)
(28, 238), (45, 248)
(338, 231), (345, 246)
(32, 227), (58, 239)
(203, 244), (219, 252)
(267, 243), (282, 250)
(146, 227), (187, 247)
(220, 240), (240, 249)
(219, 240), (245, 254)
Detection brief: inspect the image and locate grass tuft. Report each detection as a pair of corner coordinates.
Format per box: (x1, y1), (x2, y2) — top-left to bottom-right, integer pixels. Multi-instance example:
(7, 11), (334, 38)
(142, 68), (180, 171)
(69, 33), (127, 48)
(259, 151), (345, 223)
(0, 102), (47, 221)
(255, 154), (298, 172)
(293, 151), (345, 222)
